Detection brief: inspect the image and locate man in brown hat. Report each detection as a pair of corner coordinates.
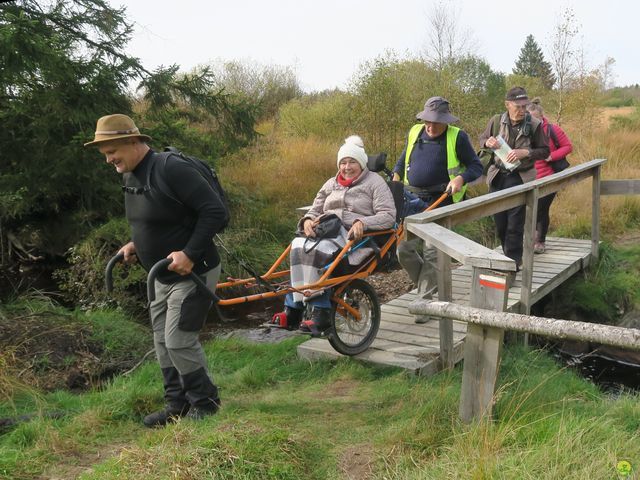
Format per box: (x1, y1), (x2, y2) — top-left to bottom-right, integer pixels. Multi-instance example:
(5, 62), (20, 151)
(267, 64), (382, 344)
(479, 87), (549, 281)
(86, 114), (227, 426)
(393, 96), (483, 322)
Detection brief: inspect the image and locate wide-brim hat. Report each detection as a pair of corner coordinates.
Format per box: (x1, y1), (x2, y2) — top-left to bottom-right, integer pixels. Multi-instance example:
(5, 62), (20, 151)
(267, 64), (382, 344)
(84, 114), (151, 147)
(416, 96), (459, 124)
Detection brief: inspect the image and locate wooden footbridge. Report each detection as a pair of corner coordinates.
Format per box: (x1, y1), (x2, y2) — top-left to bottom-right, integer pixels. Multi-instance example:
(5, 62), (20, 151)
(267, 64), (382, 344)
(298, 158), (640, 422)
(298, 236), (594, 375)
(298, 159), (608, 372)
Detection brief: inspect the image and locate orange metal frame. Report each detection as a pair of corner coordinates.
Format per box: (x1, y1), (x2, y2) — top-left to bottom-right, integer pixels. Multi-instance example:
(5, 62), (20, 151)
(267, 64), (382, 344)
(216, 226), (402, 308)
(215, 191), (448, 315)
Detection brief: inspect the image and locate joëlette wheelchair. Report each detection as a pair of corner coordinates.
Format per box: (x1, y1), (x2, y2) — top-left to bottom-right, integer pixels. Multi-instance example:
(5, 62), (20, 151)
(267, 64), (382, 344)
(105, 154), (449, 357)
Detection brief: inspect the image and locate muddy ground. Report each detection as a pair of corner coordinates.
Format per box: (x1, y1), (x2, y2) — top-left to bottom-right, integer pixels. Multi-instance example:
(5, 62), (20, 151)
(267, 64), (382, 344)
(0, 268), (415, 394)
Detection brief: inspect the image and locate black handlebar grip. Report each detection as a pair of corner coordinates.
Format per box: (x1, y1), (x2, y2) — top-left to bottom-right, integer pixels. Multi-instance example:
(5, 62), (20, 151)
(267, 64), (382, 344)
(146, 258), (220, 304)
(105, 252), (125, 293)
(146, 258), (172, 303)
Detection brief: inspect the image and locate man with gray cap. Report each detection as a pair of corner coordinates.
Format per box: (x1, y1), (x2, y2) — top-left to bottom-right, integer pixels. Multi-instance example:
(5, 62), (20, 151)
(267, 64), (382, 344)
(479, 87), (549, 277)
(393, 97), (482, 322)
(85, 114), (226, 426)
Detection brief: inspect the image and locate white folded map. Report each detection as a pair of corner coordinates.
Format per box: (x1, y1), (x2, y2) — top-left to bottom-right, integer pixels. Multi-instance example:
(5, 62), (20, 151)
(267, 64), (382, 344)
(493, 135), (520, 171)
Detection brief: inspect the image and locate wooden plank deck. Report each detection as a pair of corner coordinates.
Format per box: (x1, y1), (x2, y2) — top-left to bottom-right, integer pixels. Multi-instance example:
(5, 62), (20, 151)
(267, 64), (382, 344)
(297, 237), (594, 375)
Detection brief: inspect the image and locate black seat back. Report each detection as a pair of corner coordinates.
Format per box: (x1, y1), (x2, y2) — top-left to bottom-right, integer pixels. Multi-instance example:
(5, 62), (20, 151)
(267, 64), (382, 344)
(388, 181), (405, 224)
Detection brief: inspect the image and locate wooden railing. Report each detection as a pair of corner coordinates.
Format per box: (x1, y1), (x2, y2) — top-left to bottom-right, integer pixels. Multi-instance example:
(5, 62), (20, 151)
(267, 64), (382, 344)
(409, 299), (640, 423)
(402, 158), (640, 423)
(404, 159), (607, 369)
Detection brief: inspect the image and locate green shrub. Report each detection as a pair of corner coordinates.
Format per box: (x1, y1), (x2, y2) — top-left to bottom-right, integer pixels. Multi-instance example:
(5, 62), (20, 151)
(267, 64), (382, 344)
(556, 242), (640, 323)
(54, 218), (147, 316)
(602, 97), (634, 108)
(278, 90), (357, 141)
(609, 106), (640, 130)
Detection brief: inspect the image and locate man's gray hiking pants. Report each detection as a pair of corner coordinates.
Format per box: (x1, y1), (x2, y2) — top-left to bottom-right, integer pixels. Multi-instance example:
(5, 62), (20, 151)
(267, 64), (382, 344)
(397, 237), (438, 294)
(149, 265), (221, 409)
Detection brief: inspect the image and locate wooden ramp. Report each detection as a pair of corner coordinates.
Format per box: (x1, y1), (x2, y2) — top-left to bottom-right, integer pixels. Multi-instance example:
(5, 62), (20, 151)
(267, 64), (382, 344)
(297, 237), (594, 375)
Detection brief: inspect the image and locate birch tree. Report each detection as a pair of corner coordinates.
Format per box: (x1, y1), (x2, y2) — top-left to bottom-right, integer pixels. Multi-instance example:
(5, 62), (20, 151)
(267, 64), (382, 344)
(549, 7), (579, 122)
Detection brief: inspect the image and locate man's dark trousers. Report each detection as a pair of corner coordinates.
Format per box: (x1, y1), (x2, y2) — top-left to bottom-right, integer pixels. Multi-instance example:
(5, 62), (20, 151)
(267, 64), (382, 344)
(490, 171), (525, 267)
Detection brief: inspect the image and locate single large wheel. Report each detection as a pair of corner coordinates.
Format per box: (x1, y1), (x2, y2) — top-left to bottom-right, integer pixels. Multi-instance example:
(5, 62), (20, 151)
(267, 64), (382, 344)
(328, 279), (380, 356)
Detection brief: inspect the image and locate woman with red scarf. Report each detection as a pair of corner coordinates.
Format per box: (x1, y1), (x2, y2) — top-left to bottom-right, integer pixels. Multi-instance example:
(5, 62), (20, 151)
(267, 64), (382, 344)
(272, 135), (396, 336)
(527, 99), (573, 254)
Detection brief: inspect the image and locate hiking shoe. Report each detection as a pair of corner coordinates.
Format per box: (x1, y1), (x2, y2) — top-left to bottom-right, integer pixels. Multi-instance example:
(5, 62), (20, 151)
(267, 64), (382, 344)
(533, 242), (546, 254)
(185, 402), (220, 421)
(269, 306), (302, 330)
(299, 307), (331, 337)
(143, 404), (189, 428)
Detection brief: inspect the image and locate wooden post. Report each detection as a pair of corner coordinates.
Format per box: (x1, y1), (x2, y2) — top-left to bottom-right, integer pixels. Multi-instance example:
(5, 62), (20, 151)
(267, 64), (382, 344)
(521, 188), (538, 346)
(521, 188), (538, 314)
(459, 268), (509, 424)
(437, 248), (454, 370)
(592, 166), (601, 262)
(437, 219), (454, 370)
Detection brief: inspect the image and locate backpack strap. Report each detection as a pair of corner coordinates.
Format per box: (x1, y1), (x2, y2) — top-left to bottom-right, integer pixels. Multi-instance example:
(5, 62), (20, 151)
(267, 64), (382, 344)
(491, 113), (501, 137)
(145, 151), (183, 206)
(548, 124), (560, 149)
(479, 114), (502, 175)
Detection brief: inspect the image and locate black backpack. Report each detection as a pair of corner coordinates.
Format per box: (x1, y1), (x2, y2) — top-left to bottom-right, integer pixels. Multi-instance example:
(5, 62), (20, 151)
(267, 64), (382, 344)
(146, 147), (230, 232)
(548, 125), (570, 173)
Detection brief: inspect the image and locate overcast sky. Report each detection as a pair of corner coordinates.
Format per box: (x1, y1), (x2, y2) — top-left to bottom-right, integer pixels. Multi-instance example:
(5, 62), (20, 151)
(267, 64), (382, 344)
(113, 0), (636, 92)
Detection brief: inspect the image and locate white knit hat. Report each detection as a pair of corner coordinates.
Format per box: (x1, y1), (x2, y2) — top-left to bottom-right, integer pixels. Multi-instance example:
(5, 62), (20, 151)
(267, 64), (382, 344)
(337, 135), (368, 170)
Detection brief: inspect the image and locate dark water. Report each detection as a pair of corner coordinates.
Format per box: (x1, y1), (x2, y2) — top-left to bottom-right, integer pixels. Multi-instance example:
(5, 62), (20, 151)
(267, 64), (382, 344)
(555, 350), (640, 394)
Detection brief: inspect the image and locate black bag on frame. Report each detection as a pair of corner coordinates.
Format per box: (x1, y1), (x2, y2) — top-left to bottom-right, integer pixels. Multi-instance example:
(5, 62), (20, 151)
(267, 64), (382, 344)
(548, 125), (570, 173)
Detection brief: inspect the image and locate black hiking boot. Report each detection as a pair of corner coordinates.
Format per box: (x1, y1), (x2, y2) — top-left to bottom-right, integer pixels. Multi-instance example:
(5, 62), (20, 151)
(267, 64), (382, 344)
(299, 307), (331, 337)
(143, 404), (189, 428)
(185, 399), (221, 421)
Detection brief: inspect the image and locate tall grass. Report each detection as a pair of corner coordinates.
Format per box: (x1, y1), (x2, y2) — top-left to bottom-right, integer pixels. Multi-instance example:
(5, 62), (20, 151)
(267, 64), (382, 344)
(535, 107), (640, 240)
(1, 341), (638, 479)
(219, 133), (338, 244)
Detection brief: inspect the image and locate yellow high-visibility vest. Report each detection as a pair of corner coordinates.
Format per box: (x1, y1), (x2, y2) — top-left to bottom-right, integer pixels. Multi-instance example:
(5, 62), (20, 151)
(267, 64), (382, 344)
(403, 124), (466, 203)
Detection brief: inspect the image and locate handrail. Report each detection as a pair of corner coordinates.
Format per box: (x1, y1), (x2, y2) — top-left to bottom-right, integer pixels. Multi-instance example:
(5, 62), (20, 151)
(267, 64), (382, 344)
(405, 159), (606, 227)
(409, 300), (640, 352)
(402, 158), (607, 365)
(405, 222), (515, 271)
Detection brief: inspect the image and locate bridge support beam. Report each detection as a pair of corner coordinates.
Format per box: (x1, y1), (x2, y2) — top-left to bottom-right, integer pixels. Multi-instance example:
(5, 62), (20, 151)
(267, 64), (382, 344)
(458, 268), (509, 423)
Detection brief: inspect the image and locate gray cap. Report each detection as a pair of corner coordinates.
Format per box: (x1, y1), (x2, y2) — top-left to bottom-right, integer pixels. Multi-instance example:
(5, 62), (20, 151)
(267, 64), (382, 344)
(505, 86), (529, 102)
(416, 96), (459, 124)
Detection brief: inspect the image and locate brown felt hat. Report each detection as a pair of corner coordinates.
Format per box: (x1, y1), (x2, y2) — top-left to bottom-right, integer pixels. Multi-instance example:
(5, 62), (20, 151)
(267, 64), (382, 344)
(84, 114), (151, 147)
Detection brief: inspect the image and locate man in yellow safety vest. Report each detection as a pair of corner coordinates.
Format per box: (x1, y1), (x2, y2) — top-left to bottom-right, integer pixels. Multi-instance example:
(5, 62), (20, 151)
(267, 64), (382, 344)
(393, 96), (482, 323)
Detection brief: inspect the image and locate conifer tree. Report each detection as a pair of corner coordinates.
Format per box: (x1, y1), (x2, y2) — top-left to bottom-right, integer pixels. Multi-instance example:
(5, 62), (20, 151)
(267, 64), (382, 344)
(513, 35), (555, 89)
(0, 0), (257, 268)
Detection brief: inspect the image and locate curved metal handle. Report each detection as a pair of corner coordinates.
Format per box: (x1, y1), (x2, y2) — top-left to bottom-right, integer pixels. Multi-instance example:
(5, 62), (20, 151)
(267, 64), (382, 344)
(425, 190), (451, 212)
(105, 252), (125, 293)
(146, 258), (219, 304)
(187, 271), (220, 303)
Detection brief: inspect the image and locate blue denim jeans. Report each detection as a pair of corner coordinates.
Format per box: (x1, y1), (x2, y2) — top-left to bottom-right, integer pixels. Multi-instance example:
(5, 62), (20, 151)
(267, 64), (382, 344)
(284, 290), (332, 310)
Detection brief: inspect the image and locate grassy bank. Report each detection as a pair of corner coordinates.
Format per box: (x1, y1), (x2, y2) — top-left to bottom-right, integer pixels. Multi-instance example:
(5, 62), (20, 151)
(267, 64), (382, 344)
(1, 338), (638, 479)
